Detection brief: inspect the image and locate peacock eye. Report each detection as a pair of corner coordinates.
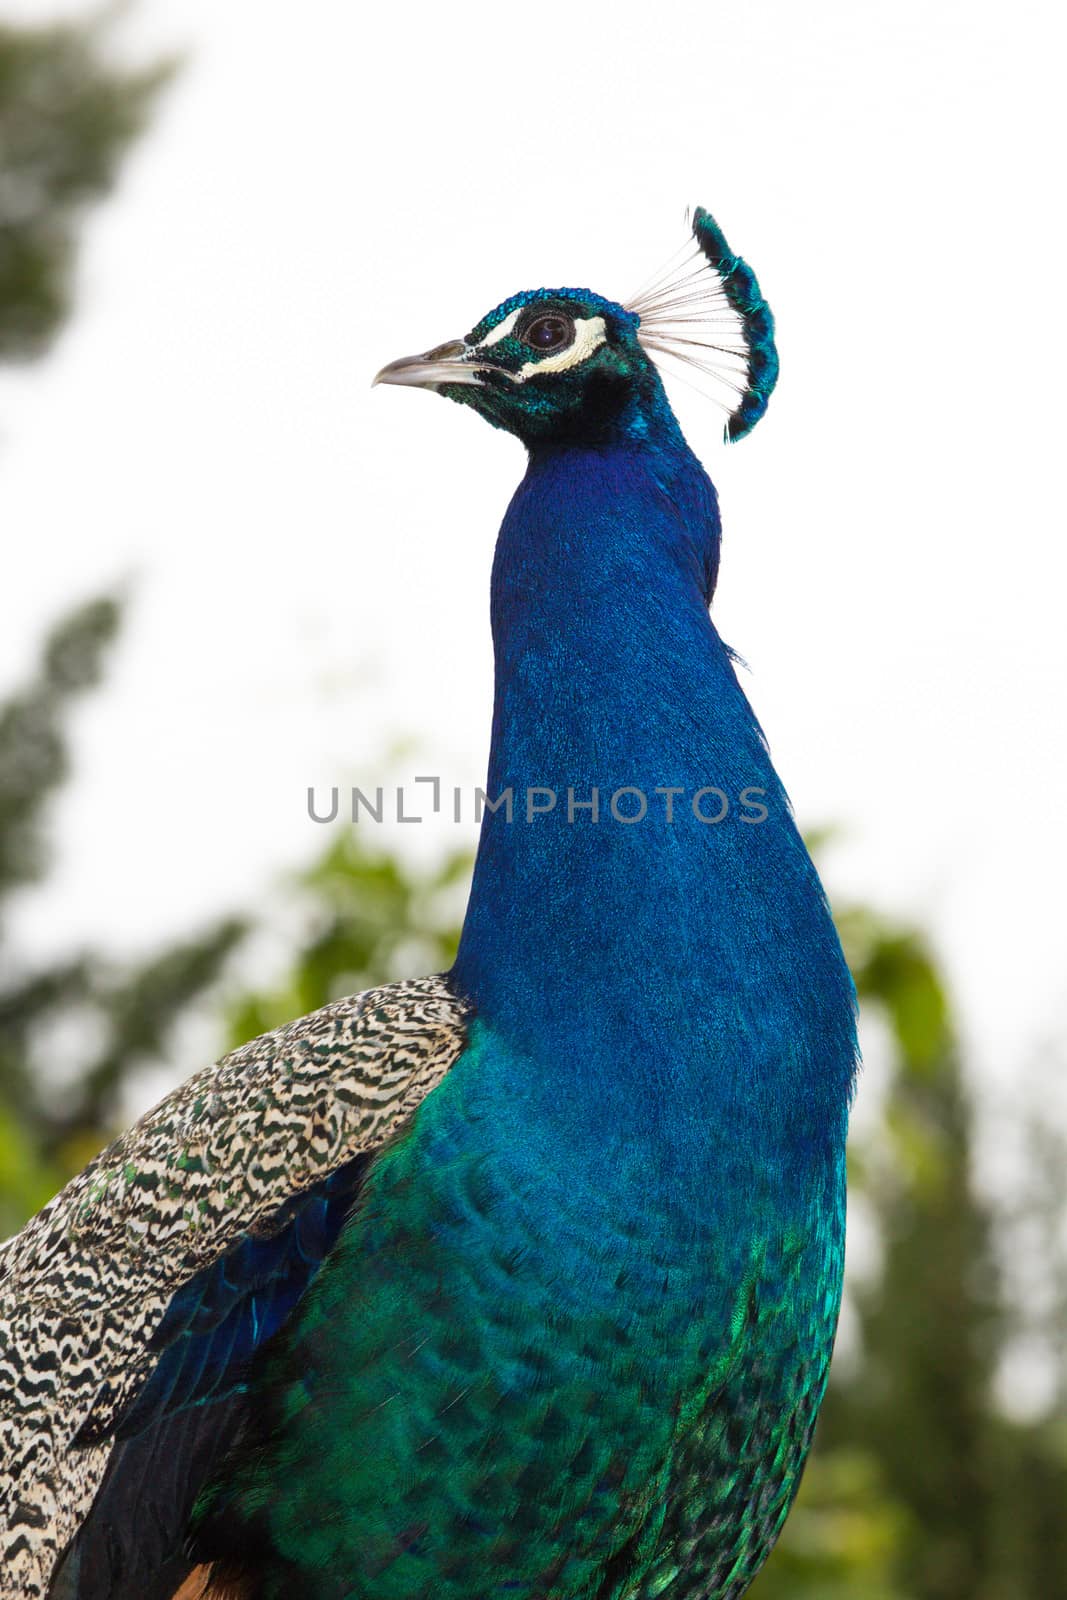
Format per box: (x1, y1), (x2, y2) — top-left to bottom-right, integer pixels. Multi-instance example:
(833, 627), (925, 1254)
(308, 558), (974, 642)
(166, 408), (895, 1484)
(521, 314), (575, 354)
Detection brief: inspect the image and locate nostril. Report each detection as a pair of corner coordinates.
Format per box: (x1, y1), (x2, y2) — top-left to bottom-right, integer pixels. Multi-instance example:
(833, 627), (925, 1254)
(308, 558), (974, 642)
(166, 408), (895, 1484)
(423, 340), (467, 361)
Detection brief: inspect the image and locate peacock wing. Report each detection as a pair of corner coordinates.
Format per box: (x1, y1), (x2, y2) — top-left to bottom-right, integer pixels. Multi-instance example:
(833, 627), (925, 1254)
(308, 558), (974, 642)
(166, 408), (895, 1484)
(0, 974), (470, 1599)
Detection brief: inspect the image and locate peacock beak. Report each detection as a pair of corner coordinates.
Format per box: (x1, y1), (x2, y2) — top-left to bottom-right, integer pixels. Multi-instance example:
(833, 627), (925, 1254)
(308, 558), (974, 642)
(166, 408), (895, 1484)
(373, 340), (483, 390)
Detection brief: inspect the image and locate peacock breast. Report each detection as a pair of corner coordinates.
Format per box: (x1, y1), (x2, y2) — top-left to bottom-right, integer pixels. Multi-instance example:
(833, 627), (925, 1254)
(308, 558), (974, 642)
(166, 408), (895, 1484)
(213, 1024), (845, 1599)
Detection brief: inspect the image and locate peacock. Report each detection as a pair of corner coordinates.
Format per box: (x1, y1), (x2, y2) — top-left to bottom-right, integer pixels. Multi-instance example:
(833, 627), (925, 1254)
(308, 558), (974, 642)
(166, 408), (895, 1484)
(0, 207), (858, 1600)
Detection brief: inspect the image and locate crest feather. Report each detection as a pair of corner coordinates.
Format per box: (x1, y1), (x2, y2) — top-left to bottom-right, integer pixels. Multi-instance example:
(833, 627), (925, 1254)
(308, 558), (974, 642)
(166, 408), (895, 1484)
(626, 206), (779, 442)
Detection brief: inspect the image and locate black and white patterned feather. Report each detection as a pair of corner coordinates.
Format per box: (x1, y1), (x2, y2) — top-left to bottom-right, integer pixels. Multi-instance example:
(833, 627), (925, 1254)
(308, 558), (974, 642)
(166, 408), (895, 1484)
(0, 975), (470, 1599)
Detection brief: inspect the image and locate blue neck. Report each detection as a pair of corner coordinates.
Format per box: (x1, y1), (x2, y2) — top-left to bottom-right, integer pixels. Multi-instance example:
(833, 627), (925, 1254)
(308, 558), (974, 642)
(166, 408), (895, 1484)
(452, 422), (855, 1171)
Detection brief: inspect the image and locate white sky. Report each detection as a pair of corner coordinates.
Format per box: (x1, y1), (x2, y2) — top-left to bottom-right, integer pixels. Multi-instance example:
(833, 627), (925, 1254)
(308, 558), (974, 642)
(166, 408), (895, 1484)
(1, 0), (1065, 1112)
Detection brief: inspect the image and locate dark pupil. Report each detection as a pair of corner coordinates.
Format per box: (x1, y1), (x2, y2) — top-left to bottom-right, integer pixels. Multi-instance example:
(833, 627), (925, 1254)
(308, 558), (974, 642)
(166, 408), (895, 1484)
(526, 315), (569, 351)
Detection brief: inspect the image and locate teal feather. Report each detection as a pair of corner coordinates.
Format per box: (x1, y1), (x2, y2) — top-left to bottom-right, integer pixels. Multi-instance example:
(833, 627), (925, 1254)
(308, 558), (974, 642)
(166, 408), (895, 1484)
(193, 1028), (846, 1598)
(690, 207), (781, 441)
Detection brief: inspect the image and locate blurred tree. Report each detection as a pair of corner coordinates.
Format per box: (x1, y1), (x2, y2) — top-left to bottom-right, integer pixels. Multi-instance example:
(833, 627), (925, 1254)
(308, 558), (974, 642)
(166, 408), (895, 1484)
(0, 8), (240, 1235)
(0, 596), (245, 1234)
(830, 912), (1002, 1599)
(752, 898), (1067, 1600)
(226, 830), (471, 1047)
(0, 8), (173, 359)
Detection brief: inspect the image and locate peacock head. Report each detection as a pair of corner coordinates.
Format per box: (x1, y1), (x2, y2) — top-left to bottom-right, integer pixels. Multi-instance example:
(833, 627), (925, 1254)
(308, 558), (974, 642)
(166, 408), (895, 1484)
(373, 207), (780, 449)
(376, 289), (659, 448)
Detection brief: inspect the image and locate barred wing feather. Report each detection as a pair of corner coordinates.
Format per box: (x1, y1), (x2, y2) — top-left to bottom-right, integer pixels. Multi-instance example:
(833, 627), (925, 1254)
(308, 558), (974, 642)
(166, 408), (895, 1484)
(0, 974), (470, 1599)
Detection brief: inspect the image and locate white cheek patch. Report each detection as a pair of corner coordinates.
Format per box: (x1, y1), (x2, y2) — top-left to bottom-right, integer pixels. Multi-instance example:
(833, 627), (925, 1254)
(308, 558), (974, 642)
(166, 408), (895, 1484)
(518, 315), (607, 380)
(479, 307), (523, 347)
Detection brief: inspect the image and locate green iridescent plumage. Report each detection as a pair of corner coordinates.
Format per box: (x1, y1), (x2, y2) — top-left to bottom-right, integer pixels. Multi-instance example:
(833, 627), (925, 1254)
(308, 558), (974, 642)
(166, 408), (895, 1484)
(193, 1028), (846, 1600)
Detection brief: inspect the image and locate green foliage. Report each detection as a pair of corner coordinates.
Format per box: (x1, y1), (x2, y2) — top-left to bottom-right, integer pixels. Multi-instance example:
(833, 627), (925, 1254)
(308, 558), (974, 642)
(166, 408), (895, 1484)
(753, 883), (1067, 1600)
(226, 832), (470, 1048)
(0, 10), (174, 360)
(0, 597), (246, 1237)
(747, 1448), (906, 1600)
(0, 9), (233, 1236)
(0, 595), (121, 900)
